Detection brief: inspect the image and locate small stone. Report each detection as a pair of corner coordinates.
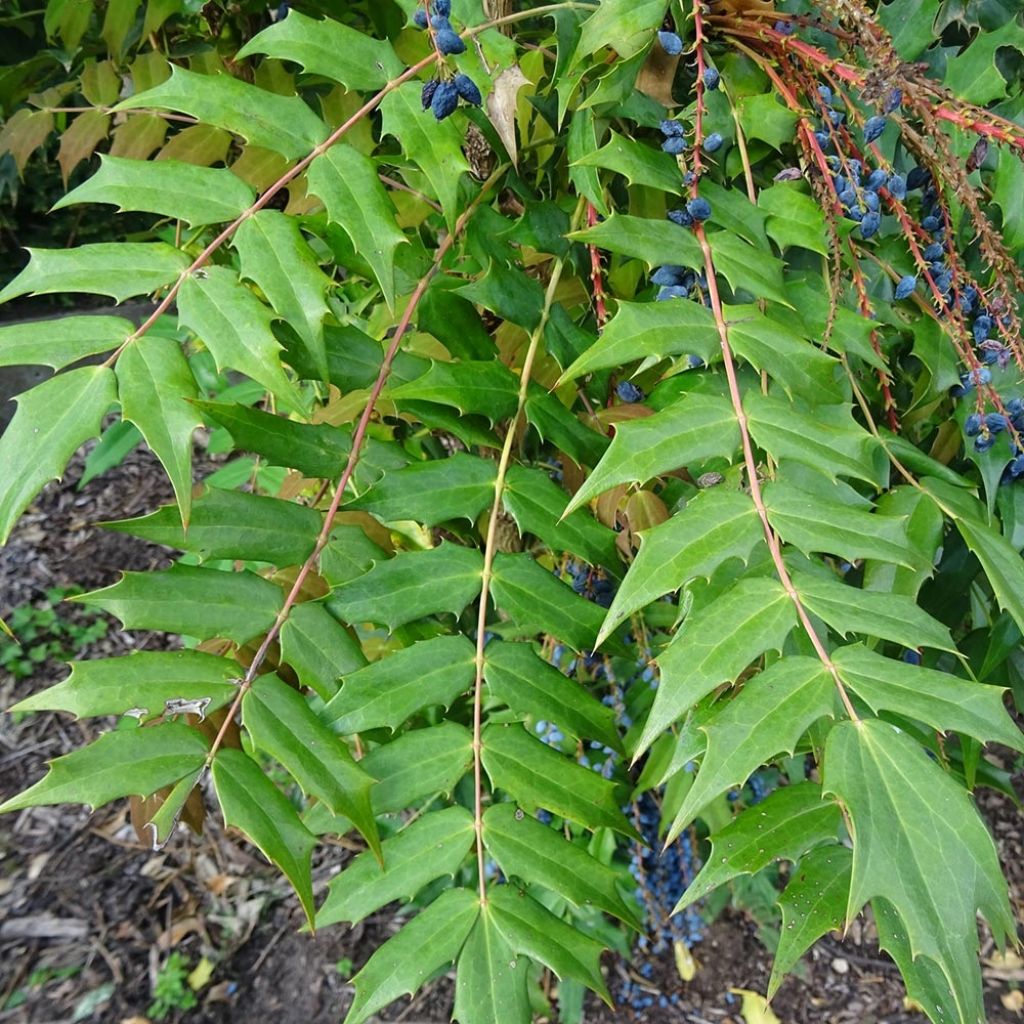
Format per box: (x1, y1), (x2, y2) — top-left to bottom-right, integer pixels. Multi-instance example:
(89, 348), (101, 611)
(831, 957), (850, 975)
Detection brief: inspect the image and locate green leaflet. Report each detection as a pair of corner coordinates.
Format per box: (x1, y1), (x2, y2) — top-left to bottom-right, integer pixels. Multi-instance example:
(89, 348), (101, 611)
(54, 154), (255, 226)
(324, 634), (477, 734)
(279, 600), (367, 702)
(573, 130), (683, 194)
(503, 465), (620, 571)
(709, 231), (790, 307)
(0, 365), (117, 546)
(764, 481), (917, 568)
(599, 489), (762, 644)
(0, 723), (208, 815)
(307, 145), (407, 309)
(666, 657), (836, 840)
(488, 886), (611, 1004)
(955, 515), (1024, 638)
(458, 261), (546, 331)
(233, 210), (332, 380)
(559, 299), (719, 381)
(104, 487), (320, 566)
(330, 543), (483, 630)
(317, 807), (475, 928)
(769, 845), (853, 998)
(454, 909), (531, 1024)
(0, 243), (189, 304)
(9, 649), (240, 720)
(344, 888), (480, 1024)
(564, 394), (739, 515)
(745, 392), (880, 485)
(481, 724), (640, 840)
(144, 768), (204, 850)
(482, 803), (640, 926)
(634, 577), (797, 758)
(757, 182), (830, 257)
(177, 265), (301, 405)
(824, 719), (1016, 1024)
(568, 213), (702, 273)
(524, 384), (609, 468)
(115, 65), (328, 159)
(73, 564), (282, 644)
(0, 315), (131, 370)
(389, 360), (520, 422)
(349, 452), (497, 526)
(237, 8), (403, 91)
(863, 487), (944, 598)
(379, 83), (471, 225)
(242, 674), (379, 859)
(116, 334), (201, 526)
(303, 722), (475, 836)
(675, 782), (841, 912)
(943, 17), (1024, 105)
(791, 571), (955, 652)
(490, 553), (609, 653)
(574, 0), (667, 61)
(212, 747), (318, 927)
(832, 645), (1024, 751)
(484, 641), (622, 752)
(319, 525), (387, 587)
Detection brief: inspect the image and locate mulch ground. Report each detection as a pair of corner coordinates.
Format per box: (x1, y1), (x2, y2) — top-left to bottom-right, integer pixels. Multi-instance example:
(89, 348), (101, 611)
(1, 445), (1022, 1024)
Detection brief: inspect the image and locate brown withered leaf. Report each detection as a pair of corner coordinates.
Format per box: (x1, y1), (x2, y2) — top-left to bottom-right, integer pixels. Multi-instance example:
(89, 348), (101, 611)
(486, 64), (530, 167)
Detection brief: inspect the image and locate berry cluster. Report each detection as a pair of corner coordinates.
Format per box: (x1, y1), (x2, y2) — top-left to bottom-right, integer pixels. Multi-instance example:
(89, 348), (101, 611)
(412, 0), (464, 54)
(650, 265), (710, 307)
(413, 1), (483, 121)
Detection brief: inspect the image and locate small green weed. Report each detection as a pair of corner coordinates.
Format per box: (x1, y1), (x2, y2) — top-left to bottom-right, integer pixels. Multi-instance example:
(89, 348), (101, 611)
(148, 952), (198, 1020)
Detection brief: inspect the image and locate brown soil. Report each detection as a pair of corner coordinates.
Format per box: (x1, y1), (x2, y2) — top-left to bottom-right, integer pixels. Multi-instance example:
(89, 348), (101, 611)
(1, 448), (1022, 1024)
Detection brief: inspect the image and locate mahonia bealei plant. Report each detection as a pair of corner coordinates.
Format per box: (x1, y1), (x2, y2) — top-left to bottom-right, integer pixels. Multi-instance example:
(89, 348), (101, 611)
(2, 0), (1024, 1021)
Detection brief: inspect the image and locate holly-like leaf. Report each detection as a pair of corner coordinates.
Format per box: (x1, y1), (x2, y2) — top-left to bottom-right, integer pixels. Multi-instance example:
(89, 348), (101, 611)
(490, 553), (609, 653)
(178, 265), (302, 405)
(481, 724), (640, 839)
(635, 578), (797, 758)
(568, 213), (702, 272)
(676, 782), (841, 912)
(667, 657), (836, 840)
(769, 845), (853, 998)
(709, 232), (790, 307)
(824, 720), (1016, 1024)
(574, 0), (668, 61)
(0, 243), (189, 303)
(573, 130), (683, 194)
(943, 17), (1024, 104)
(833, 645), (1024, 751)
(482, 803), (640, 926)
(344, 888), (480, 1024)
(116, 65), (328, 159)
(524, 385), (609, 468)
(212, 747), (317, 927)
(319, 525), (387, 587)
(324, 634), (476, 734)
(389, 360), (520, 422)
(307, 145), (407, 308)
(0, 315), (131, 370)
(454, 908), (531, 1024)
(116, 334), (202, 526)
(237, 9), (403, 91)
(330, 543), (483, 630)
(243, 674), (379, 859)
(956, 515), (1024, 638)
(380, 83), (471, 224)
(54, 154), (255, 226)
(599, 489), (761, 644)
(564, 394), (739, 516)
(488, 885), (611, 1004)
(484, 641), (622, 752)
(350, 453), (497, 526)
(503, 466), (619, 571)
(0, 366), (117, 546)
(0, 723), (208, 814)
(559, 300), (719, 382)
(233, 210), (332, 380)
(758, 183), (829, 256)
(73, 564), (282, 644)
(792, 572), (955, 652)
(280, 600), (367, 702)
(9, 650), (240, 721)
(317, 807), (475, 927)
(105, 487), (320, 566)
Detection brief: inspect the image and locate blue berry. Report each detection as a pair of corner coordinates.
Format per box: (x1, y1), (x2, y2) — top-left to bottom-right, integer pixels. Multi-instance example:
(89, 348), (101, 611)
(887, 173), (906, 200)
(434, 0), (451, 14)
(659, 30), (683, 55)
(651, 265), (688, 287)
(1009, 454), (1024, 479)
(975, 433), (998, 453)
(865, 168), (888, 190)
(964, 413), (983, 436)
(667, 208), (694, 227)
(862, 190), (880, 212)
(703, 132), (723, 153)
(907, 166), (930, 190)
(817, 84), (833, 105)
(860, 210), (881, 238)
(454, 73), (481, 105)
(656, 285), (688, 301)
(985, 413), (1008, 433)
(703, 67), (720, 90)
(813, 130), (830, 149)
(923, 242), (944, 262)
(421, 79), (439, 110)
(775, 19), (795, 34)
(922, 214), (941, 232)
(894, 275), (917, 300)
(413, 8), (428, 28)
(659, 119), (684, 137)
(883, 88), (903, 113)
(863, 115), (887, 143)
(430, 80), (459, 120)
(838, 187), (857, 206)
(435, 27), (465, 54)
(828, 109), (845, 127)
(687, 196), (712, 221)
(903, 648), (921, 665)
(662, 136), (686, 155)
(973, 315), (993, 342)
